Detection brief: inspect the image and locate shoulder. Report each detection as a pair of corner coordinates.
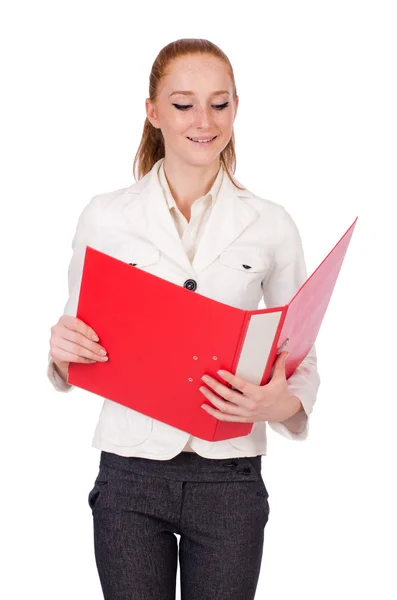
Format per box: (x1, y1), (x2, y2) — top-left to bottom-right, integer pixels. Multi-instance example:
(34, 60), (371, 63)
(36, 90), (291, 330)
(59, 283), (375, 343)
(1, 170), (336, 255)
(86, 178), (146, 212)
(236, 180), (299, 236)
(77, 173), (150, 227)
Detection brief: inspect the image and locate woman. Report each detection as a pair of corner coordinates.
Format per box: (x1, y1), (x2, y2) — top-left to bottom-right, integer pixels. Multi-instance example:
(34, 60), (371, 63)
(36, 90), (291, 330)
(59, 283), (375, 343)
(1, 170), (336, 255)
(48, 38), (320, 600)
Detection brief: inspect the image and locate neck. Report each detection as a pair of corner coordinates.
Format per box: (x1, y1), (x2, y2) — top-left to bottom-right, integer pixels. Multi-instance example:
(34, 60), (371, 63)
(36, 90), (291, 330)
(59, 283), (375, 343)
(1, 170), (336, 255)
(162, 155), (221, 212)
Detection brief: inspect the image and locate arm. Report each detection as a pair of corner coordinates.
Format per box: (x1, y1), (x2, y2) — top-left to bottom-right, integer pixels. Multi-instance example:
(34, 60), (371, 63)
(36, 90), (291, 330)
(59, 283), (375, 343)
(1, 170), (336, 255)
(47, 195), (103, 392)
(261, 207), (321, 440)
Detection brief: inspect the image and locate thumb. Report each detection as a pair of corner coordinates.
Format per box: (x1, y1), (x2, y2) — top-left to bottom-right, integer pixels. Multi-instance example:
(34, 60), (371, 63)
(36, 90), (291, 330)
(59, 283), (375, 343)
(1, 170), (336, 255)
(274, 351), (289, 374)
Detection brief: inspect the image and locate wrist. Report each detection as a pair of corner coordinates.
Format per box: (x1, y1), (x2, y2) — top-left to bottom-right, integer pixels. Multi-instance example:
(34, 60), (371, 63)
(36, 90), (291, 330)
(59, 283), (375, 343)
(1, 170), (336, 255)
(54, 361), (69, 382)
(278, 395), (306, 434)
(277, 394), (304, 423)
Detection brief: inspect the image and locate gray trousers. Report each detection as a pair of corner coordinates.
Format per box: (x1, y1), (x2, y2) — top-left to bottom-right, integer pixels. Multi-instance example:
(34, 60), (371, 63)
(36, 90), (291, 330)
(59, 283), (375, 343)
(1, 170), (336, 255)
(88, 450), (270, 600)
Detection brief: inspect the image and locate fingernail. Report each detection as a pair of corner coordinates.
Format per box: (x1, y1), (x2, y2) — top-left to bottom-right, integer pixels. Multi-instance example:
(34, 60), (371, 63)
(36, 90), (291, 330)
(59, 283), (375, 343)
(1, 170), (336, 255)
(100, 349), (107, 355)
(92, 334), (99, 341)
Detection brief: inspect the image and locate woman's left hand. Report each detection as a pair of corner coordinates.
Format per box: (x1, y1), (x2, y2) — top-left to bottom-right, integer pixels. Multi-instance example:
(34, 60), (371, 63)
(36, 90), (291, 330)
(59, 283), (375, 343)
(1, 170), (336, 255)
(199, 351), (301, 423)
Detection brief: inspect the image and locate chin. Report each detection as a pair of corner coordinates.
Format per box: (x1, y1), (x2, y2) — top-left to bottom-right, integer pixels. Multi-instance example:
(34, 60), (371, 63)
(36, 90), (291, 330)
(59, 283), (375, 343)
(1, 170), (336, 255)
(186, 155), (220, 168)
(185, 146), (222, 163)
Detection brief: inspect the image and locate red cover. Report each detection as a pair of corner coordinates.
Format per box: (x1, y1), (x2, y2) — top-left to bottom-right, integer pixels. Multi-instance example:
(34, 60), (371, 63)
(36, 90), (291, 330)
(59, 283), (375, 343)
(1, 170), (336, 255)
(68, 217), (357, 441)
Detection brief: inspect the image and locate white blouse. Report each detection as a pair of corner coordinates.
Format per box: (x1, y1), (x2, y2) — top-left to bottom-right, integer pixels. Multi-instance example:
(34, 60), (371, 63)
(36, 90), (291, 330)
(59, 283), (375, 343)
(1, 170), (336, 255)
(157, 161), (224, 452)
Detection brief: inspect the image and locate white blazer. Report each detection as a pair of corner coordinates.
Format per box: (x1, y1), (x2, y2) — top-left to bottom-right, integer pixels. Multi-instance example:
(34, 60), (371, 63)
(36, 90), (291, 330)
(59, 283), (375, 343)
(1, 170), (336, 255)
(47, 158), (320, 459)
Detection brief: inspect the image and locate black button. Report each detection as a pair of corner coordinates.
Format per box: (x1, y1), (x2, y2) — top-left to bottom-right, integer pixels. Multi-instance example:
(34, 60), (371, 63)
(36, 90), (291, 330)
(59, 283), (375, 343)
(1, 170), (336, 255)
(183, 279), (197, 291)
(236, 467), (251, 475)
(129, 263), (137, 266)
(242, 264), (251, 269)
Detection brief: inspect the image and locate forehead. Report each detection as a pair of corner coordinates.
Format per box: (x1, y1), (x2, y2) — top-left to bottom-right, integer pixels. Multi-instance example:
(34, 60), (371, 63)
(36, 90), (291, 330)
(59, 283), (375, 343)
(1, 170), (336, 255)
(160, 54), (231, 91)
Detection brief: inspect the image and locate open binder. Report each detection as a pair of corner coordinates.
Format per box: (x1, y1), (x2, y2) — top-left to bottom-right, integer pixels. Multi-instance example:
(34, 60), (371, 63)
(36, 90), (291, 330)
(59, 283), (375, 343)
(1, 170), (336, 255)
(68, 217), (358, 441)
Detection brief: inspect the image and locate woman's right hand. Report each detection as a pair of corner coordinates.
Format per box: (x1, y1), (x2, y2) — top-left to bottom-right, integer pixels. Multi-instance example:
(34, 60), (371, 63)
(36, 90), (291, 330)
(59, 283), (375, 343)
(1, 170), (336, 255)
(49, 315), (108, 380)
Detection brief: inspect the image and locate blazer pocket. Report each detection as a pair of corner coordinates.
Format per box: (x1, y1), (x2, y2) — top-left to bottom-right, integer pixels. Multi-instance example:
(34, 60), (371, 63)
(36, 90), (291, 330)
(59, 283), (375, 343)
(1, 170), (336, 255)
(128, 244), (160, 268)
(99, 399), (154, 447)
(219, 249), (269, 274)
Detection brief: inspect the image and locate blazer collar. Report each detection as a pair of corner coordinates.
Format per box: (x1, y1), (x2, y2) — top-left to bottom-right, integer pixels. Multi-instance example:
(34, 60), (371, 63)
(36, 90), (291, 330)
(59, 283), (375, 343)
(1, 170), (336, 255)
(122, 158), (258, 276)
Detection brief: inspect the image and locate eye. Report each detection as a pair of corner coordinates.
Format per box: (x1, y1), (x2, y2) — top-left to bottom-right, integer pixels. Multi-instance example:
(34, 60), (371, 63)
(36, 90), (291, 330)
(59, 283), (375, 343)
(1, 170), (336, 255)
(172, 102), (229, 111)
(172, 104), (193, 111)
(213, 102), (229, 110)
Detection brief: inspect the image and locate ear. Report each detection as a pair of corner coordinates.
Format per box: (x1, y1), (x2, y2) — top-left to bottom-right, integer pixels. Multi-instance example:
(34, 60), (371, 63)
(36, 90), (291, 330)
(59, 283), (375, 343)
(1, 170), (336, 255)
(233, 95), (239, 119)
(145, 98), (161, 129)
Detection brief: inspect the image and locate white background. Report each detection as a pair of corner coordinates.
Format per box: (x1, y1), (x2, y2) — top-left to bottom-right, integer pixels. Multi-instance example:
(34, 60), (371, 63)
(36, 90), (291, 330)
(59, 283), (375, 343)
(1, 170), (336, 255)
(1, 1), (396, 598)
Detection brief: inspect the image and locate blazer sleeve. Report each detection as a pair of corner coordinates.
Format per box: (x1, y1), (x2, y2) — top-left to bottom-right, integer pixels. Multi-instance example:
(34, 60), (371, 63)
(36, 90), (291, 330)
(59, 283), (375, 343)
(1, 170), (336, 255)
(47, 195), (103, 392)
(261, 206), (321, 441)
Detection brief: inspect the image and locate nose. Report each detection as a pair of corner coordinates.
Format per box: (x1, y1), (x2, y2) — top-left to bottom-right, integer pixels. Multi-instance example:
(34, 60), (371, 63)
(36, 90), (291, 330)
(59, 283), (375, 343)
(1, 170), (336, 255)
(193, 105), (213, 129)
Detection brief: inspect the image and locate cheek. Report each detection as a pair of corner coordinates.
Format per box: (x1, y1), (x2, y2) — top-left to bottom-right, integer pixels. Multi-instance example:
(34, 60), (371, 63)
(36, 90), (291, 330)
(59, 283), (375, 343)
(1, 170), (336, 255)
(161, 110), (190, 136)
(166, 114), (192, 138)
(216, 111), (234, 133)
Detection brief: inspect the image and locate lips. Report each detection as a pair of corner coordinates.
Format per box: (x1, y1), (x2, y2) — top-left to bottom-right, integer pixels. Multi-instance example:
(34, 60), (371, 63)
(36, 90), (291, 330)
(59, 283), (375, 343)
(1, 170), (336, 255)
(187, 136), (217, 144)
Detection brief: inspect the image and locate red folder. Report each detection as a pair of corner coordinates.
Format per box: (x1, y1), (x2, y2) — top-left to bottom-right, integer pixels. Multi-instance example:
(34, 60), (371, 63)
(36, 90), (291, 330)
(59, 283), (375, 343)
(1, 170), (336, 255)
(68, 217), (357, 441)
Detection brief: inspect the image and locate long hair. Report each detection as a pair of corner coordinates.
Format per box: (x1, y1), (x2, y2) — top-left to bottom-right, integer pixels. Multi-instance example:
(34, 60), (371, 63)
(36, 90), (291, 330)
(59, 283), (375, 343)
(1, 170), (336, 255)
(133, 38), (245, 190)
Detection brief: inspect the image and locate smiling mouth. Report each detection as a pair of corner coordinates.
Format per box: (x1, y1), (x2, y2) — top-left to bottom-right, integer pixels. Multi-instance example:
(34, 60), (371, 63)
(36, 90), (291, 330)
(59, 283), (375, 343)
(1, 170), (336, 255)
(187, 136), (217, 144)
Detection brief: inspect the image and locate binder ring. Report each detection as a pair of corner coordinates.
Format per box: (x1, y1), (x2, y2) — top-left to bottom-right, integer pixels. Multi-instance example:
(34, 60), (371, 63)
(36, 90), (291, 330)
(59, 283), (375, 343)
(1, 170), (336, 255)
(277, 338), (290, 354)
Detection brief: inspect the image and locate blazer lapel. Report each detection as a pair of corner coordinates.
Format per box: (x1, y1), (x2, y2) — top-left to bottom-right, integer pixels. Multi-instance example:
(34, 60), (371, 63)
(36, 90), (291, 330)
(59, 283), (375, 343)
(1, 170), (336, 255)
(122, 159), (195, 275)
(122, 158), (258, 276)
(191, 171), (258, 274)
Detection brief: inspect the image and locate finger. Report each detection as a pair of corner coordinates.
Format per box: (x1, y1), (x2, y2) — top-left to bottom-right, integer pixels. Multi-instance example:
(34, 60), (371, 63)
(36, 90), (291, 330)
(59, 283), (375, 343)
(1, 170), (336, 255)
(201, 375), (255, 411)
(271, 351), (289, 379)
(201, 401), (250, 422)
(199, 385), (251, 417)
(201, 375), (239, 402)
(51, 337), (108, 364)
(58, 354), (97, 365)
(62, 327), (107, 359)
(52, 324), (107, 359)
(59, 315), (100, 342)
(50, 345), (98, 364)
(215, 370), (255, 396)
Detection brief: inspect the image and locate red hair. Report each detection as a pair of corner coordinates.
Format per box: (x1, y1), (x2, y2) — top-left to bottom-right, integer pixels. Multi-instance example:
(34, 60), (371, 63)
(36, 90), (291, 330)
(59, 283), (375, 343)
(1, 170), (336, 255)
(133, 38), (244, 190)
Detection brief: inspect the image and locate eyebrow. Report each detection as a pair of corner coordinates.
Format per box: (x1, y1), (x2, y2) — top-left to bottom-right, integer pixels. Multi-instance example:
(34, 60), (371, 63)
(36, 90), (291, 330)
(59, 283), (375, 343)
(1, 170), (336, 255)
(169, 90), (230, 98)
